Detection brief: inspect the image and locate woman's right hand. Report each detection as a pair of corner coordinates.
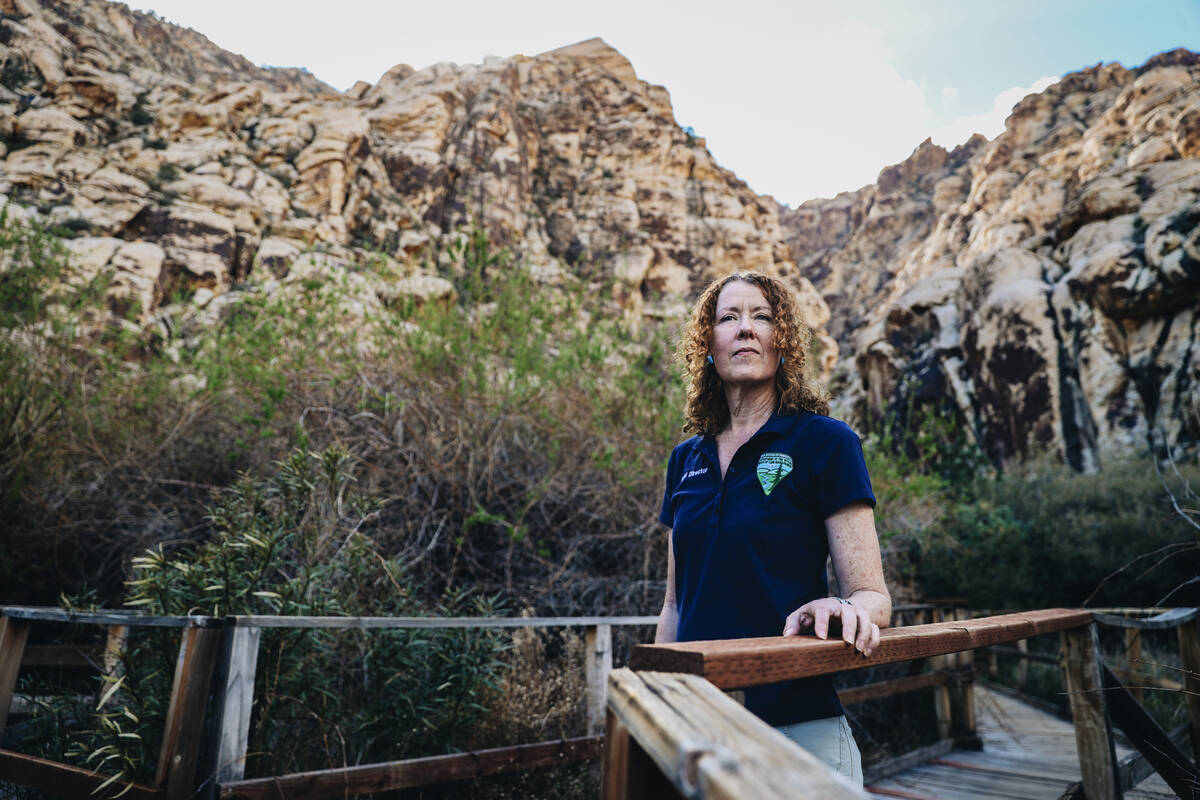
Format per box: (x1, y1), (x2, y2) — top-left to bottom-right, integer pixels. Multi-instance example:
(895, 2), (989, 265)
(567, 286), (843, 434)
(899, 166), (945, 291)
(782, 597), (880, 657)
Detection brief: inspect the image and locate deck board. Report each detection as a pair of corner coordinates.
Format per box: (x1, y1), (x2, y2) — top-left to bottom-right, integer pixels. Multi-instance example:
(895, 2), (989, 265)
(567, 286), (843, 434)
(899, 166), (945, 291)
(865, 685), (1176, 799)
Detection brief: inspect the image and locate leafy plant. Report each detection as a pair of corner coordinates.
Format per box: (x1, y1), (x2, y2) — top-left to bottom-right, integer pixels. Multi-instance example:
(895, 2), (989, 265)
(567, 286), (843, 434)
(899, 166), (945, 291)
(55, 446), (510, 782)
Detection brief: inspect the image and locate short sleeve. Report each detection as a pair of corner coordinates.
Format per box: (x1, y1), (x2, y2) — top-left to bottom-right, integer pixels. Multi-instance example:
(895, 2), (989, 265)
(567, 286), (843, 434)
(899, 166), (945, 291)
(659, 447), (680, 527)
(815, 423), (876, 519)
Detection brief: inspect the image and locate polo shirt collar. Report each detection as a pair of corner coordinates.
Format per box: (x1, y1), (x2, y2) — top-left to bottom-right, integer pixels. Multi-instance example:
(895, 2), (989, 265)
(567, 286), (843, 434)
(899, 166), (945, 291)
(691, 410), (813, 464)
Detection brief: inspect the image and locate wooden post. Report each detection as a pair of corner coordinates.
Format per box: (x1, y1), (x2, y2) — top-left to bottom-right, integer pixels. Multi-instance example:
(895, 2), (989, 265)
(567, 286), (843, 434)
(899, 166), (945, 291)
(1178, 615), (1200, 768)
(210, 623), (261, 790)
(931, 608), (951, 740)
(953, 610), (978, 747)
(1124, 628), (1143, 703)
(0, 616), (31, 742)
(600, 706), (676, 800)
(586, 623), (613, 737)
(1060, 624), (1121, 800)
(1016, 638), (1029, 690)
(156, 625), (223, 800)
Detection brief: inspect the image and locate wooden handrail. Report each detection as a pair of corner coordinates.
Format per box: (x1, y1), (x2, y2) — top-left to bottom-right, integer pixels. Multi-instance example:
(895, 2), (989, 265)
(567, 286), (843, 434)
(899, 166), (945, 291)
(602, 669), (862, 798)
(0, 606), (659, 629)
(629, 608), (1093, 688)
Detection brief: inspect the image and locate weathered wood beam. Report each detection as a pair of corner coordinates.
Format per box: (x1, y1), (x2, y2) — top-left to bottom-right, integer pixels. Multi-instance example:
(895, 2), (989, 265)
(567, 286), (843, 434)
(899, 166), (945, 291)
(155, 626), (223, 800)
(225, 614), (659, 629)
(1180, 614), (1200, 768)
(1060, 624), (1121, 800)
(1, 607), (218, 628)
(586, 623), (613, 736)
(210, 623), (261, 787)
(0, 616), (31, 742)
(1060, 723), (1190, 800)
(605, 668), (863, 798)
(0, 748), (161, 800)
(838, 669), (957, 705)
(219, 736), (603, 799)
(1101, 663), (1200, 799)
(629, 609), (1091, 689)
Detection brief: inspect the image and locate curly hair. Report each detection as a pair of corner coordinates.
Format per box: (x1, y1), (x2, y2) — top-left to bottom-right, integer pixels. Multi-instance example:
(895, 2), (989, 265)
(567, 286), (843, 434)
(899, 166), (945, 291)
(679, 271), (829, 435)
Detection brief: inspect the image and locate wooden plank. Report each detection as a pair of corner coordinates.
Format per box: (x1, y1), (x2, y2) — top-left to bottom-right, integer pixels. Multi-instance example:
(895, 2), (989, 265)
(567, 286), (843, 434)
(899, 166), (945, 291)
(220, 736), (604, 799)
(629, 609), (1093, 689)
(586, 624), (613, 737)
(1101, 663), (1200, 798)
(934, 684), (952, 742)
(0, 607), (660, 630)
(1, 608), (214, 628)
(227, 614), (660, 629)
(606, 668), (863, 798)
(1124, 628), (1143, 703)
(1017, 638), (1029, 690)
(863, 739), (955, 784)
(985, 645), (1060, 665)
(155, 626), (222, 800)
(211, 624), (261, 786)
(0, 616), (31, 742)
(1093, 607), (1196, 629)
(1060, 723), (1190, 799)
(0, 748), (161, 800)
(601, 707), (631, 800)
(1180, 615), (1200, 768)
(600, 708), (679, 800)
(838, 670), (956, 705)
(1059, 624), (1120, 800)
(1110, 666), (1181, 691)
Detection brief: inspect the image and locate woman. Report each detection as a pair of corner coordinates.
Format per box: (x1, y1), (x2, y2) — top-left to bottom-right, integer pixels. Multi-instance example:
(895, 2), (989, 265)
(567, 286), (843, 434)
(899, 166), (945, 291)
(656, 271), (890, 785)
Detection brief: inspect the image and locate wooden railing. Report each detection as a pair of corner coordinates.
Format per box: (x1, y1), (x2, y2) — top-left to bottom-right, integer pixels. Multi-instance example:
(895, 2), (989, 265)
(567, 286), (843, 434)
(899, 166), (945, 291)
(8, 605), (1195, 799)
(0, 607), (657, 799)
(604, 608), (1200, 800)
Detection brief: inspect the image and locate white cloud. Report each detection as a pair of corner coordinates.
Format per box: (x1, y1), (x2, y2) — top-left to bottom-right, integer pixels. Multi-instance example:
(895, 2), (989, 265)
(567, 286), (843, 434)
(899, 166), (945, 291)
(941, 86), (959, 100)
(929, 76), (1058, 150)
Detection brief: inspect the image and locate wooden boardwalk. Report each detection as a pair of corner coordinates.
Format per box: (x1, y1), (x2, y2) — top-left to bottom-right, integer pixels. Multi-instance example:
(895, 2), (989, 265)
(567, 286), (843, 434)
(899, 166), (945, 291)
(865, 685), (1176, 800)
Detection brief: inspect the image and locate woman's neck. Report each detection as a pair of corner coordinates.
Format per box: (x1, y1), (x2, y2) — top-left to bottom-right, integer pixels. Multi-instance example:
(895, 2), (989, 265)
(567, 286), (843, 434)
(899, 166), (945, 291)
(723, 384), (776, 437)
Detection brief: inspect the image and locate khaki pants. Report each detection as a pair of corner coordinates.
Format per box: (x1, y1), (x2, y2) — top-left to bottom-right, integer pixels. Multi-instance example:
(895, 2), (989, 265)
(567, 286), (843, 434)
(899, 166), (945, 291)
(775, 715), (863, 786)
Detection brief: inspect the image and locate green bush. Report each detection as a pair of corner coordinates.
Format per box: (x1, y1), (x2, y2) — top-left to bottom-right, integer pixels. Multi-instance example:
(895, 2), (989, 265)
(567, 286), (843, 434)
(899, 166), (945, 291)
(915, 458), (1200, 608)
(50, 446), (508, 783)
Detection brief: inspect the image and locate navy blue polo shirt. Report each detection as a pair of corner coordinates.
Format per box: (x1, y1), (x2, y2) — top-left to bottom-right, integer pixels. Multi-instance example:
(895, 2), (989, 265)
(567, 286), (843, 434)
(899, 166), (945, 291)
(659, 411), (876, 726)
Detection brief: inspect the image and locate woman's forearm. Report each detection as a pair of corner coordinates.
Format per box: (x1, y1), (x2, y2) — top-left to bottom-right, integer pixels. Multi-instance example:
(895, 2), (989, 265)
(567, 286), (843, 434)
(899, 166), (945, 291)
(655, 602), (678, 643)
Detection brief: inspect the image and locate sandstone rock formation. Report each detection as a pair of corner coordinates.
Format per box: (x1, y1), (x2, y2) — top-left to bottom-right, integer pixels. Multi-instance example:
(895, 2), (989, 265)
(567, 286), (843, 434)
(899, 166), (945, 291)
(783, 51), (1200, 467)
(0, 0), (825, 357)
(1, 0), (1197, 466)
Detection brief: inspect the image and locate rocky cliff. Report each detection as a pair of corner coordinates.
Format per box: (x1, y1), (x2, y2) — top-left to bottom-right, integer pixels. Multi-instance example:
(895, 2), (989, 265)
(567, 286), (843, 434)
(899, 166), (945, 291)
(1, 0), (1197, 466)
(0, 0), (832, 359)
(783, 52), (1200, 468)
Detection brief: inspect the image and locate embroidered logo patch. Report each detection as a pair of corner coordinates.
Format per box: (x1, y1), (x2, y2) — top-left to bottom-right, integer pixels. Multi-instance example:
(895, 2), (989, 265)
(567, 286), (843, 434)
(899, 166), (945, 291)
(756, 452), (793, 496)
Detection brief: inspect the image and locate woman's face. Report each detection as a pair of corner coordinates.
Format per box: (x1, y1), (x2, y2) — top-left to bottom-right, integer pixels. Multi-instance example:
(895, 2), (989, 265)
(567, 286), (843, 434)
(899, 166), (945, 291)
(709, 281), (779, 387)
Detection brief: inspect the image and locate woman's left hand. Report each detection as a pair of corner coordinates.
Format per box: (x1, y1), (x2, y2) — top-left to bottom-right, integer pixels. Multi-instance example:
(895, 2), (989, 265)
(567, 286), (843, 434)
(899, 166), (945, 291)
(782, 597), (880, 657)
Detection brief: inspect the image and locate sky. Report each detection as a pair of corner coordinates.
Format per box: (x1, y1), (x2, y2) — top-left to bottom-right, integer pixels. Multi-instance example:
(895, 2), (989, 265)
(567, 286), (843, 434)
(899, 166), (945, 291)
(137, 0), (1198, 206)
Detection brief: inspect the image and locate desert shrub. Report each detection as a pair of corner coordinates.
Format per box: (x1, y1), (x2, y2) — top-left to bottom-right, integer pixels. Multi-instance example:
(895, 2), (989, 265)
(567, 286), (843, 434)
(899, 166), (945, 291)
(0, 215), (682, 616)
(19, 446), (509, 785)
(915, 458), (1200, 608)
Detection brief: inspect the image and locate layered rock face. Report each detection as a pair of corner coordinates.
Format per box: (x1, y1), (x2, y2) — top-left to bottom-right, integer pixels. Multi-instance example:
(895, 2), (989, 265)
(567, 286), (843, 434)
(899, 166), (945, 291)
(783, 52), (1200, 467)
(2, 0), (1197, 466)
(0, 0), (825, 353)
